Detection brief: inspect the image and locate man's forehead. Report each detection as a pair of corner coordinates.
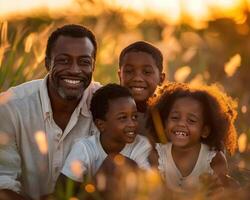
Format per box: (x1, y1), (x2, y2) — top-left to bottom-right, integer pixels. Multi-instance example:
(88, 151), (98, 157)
(51, 36), (94, 55)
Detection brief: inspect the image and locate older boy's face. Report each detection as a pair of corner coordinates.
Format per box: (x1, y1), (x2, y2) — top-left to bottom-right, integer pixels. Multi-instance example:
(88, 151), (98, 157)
(47, 36), (95, 102)
(102, 97), (138, 145)
(118, 51), (164, 104)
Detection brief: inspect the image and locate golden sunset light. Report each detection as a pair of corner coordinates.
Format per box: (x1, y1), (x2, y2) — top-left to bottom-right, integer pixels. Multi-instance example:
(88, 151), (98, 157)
(0, 0), (249, 27)
(34, 131), (48, 154)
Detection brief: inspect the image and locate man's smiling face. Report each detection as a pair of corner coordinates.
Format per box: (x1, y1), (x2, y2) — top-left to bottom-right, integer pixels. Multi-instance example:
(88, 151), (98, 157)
(47, 36), (95, 101)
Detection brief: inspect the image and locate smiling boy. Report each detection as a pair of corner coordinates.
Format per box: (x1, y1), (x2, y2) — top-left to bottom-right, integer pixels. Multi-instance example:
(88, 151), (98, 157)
(58, 84), (151, 184)
(118, 41), (165, 136)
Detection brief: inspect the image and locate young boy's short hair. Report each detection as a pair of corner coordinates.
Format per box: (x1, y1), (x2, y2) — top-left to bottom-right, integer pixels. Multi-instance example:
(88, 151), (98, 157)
(119, 41), (163, 72)
(90, 83), (133, 121)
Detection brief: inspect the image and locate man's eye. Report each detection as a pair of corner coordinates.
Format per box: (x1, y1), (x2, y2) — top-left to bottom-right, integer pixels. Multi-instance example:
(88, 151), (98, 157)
(79, 59), (91, 66)
(56, 58), (69, 64)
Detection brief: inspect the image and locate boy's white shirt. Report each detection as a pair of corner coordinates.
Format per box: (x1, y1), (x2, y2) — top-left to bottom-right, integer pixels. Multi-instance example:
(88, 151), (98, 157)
(61, 132), (152, 182)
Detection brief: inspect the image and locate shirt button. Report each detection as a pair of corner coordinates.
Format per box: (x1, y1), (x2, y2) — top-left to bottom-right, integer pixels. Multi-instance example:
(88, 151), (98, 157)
(57, 144), (61, 150)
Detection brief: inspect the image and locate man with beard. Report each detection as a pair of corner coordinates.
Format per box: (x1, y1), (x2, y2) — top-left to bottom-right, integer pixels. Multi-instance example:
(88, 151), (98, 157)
(0, 24), (101, 200)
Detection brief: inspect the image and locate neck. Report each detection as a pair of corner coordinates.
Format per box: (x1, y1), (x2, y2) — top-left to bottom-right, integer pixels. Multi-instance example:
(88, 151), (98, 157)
(136, 101), (147, 113)
(172, 143), (201, 155)
(100, 133), (125, 154)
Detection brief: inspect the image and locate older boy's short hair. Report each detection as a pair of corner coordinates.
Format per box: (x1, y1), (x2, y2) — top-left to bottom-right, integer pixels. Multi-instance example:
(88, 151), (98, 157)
(90, 83), (133, 121)
(119, 41), (163, 72)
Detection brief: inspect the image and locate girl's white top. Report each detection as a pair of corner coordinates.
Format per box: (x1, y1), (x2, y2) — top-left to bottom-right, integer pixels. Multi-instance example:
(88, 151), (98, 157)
(156, 143), (218, 193)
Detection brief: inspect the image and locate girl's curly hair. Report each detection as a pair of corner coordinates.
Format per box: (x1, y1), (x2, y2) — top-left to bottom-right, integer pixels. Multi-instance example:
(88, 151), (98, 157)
(146, 82), (238, 155)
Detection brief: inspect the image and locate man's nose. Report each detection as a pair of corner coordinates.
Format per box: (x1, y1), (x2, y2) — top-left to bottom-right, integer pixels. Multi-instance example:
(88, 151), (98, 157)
(70, 60), (82, 73)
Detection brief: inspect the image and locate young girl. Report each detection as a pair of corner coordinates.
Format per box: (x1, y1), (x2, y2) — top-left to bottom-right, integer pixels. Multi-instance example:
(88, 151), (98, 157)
(146, 82), (238, 195)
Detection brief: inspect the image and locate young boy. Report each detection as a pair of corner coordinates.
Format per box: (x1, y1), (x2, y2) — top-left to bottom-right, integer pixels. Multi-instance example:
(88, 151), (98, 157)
(58, 84), (152, 184)
(118, 41), (165, 135)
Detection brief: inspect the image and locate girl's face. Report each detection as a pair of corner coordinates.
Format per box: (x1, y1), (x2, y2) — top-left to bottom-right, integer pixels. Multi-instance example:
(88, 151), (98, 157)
(164, 97), (209, 149)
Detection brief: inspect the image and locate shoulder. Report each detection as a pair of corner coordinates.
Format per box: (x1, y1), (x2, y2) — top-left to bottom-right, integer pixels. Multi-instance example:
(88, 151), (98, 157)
(73, 135), (97, 149)
(210, 151), (228, 175)
(134, 135), (151, 148)
(8, 79), (43, 100)
(88, 81), (102, 93)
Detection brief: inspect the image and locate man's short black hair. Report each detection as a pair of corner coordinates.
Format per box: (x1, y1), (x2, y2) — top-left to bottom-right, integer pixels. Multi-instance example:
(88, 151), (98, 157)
(90, 84), (133, 121)
(45, 24), (97, 68)
(119, 41), (163, 72)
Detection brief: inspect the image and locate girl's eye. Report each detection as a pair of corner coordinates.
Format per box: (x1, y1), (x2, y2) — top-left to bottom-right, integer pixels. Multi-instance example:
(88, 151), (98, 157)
(170, 115), (179, 120)
(188, 118), (197, 123)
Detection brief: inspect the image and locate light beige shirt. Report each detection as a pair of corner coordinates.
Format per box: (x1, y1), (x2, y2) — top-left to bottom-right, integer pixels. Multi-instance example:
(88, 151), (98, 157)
(0, 76), (101, 199)
(156, 143), (217, 193)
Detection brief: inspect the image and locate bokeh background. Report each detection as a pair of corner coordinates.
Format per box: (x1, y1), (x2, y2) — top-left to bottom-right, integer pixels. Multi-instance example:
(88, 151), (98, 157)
(0, 0), (250, 189)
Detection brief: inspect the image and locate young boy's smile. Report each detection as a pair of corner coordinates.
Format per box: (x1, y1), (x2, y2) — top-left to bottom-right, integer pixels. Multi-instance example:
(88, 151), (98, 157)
(101, 97), (138, 147)
(119, 51), (164, 104)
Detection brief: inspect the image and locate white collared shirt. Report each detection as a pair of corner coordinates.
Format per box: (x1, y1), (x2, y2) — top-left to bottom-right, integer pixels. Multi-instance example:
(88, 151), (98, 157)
(0, 75), (101, 199)
(61, 133), (152, 182)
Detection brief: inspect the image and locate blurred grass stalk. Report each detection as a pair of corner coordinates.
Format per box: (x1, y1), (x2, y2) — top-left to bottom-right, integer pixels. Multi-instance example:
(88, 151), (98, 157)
(0, 21), (47, 92)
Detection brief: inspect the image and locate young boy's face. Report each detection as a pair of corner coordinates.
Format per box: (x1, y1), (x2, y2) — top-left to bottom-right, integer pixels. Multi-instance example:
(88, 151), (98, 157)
(101, 97), (138, 145)
(118, 51), (165, 104)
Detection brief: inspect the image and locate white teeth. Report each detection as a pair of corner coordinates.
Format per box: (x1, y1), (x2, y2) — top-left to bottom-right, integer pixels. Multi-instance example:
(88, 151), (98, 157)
(175, 131), (188, 137)
(127, 132), (135, 136)
(131, 87), (144, 91)
(63, 79), (81, 84)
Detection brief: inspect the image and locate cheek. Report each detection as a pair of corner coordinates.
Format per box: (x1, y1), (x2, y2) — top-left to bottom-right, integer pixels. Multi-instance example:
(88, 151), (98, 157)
(147, 76), (161, 88)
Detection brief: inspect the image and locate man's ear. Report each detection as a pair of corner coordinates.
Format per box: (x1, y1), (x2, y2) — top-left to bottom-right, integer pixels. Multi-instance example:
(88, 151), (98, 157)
(159, 72), (165, 85)
(117, 69), (121, 84)
(201, 126), (210, 139)
(95, 119), (105, 132)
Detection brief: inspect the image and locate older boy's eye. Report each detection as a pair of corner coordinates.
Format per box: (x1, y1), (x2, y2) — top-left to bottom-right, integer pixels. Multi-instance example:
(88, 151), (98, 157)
(124, 69), (133, 74)
(143, 70), (153, 75)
